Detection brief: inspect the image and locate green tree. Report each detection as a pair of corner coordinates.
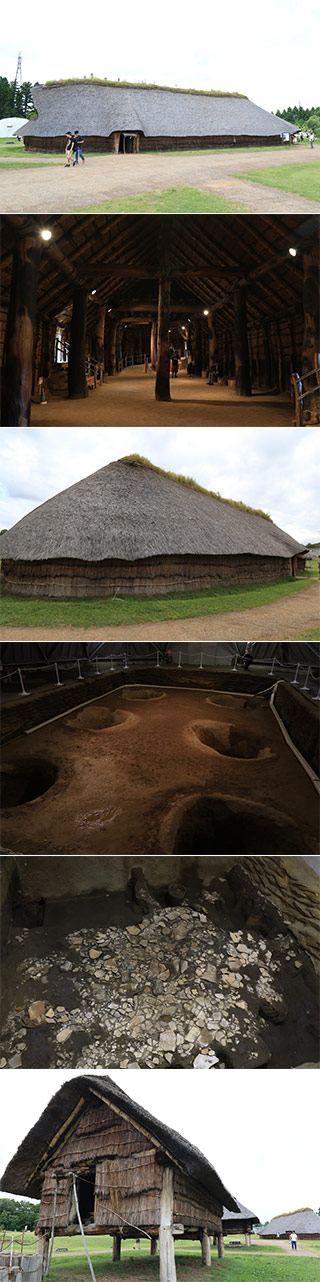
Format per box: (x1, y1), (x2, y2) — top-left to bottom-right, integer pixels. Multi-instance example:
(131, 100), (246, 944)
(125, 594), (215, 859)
(0, 1198), (40, 1232)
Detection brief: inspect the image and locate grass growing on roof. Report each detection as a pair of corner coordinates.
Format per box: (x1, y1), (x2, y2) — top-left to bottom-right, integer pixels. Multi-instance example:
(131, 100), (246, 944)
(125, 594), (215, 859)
(237, 160), (320, 200)
(120, 455), (272, 519)
(0, 578), (315, 630)
(44, 79), (246, 96)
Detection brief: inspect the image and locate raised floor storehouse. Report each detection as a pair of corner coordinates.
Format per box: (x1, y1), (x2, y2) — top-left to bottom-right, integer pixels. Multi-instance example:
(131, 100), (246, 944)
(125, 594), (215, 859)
(17, 81), (295, 152)
(0, 1073), (239, 1278)
(0, 456), (307, 598)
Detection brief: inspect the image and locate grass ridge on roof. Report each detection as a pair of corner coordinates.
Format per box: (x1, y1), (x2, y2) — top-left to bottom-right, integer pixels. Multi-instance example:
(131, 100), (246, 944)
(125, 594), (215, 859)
(44, 79), (246, 97)
(120, 455), (272, 521)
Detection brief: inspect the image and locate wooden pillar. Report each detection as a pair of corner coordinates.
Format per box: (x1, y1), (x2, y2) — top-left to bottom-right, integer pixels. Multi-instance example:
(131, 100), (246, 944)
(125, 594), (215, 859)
(1, 222), (42, 425)
(151, 320), (157, 368)
(302, 241), (320, 414)
(155, 276), (171, 401)
(192, 319), (202, 376)
(245, 1231), (251, 1247)
(262, 319), (272, 388)
(201, 1230), (211, 1266)
(159, 1167), (177, 1282)
(105, 320), (118, 376)
(207, 308), (215, 369)
(112, 1236), (121, 1261)
(68, 285), (88, 398)
(289, 318), (297, 372)
(217, 1232), (225, 1259)
(94, 304), (106, 369)
(42, 319), (55, 380)
(234, 285), (251, 395)
(151, 1238), (157, 1255)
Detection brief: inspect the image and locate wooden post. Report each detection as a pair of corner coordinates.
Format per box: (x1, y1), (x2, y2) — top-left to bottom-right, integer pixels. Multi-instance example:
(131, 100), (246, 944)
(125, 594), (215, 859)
(112, 1236), (121, 1261)
(245, 1231), (251, 1247)
(262, 319), (272, 388)
(151, 1238), (157, 1255)
(201, 1230), (211, 1266)
(1, 222), (42, 425)
(302, 241), (320, 374)
(150, 320), (157, 368)
(192, 319), (202, 376)
(155, 275), (171, 401)
(68, 285), (88, 398)
(217, 1232), (225, 1259)
(233, 285), (251, 395)
(159, 1167), (177, 1282)
(94, 304), (106, 370)
(207, 308), (215, 370)
(105, 319), (118, 376)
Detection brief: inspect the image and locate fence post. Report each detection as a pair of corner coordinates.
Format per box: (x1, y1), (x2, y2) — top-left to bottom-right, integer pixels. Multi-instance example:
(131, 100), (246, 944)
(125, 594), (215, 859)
(301, 666), (311, 692)
(291, 663), (300, 685)
(76, 660), (84, 681)
(55, 663), (63, 686)
(268, 657), (276, 676)
(18, 668), (30, 697)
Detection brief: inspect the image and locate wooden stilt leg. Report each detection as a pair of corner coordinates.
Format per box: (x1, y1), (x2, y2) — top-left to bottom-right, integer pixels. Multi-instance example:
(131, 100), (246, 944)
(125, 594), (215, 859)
(159, 1168), (177, 1282)
(218, 1232), (225, 1259)
(151, 1238), (157, 1255)
(112, 1236), (121, 1261)
(1, 223), (42, 425)
(201, 1230), (211, 1266)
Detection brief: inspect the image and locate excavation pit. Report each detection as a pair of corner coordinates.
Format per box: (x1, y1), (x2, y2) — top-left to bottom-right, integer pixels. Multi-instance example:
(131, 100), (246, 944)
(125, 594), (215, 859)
(121, 687), (166, 701)
(1, 759), (58, 809)
(192, 720), (270, 759)
(170, 795), (303, 855)
(67, 705), (131, 731)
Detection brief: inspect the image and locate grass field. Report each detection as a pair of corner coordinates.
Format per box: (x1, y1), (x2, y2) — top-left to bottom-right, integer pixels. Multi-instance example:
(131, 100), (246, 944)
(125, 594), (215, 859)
(1, 1233), (318, 1280)
(0, 576), (316, 630)
(75, 187), (247, 213)
(238, 160), (320, 200)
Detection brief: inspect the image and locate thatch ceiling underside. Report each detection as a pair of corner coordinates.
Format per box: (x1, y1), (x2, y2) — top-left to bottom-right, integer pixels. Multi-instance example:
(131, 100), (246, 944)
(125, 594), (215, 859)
(1, 214), (318, 333)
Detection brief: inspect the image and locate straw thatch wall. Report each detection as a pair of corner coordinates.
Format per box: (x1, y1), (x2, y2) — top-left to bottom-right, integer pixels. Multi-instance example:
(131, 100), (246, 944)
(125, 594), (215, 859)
(1, 553), (297, 598)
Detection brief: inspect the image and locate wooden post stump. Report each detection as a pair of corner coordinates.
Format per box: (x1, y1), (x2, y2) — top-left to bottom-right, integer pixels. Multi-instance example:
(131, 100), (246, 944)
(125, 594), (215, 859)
(155, 276), (171, 401)
(112, 1236), (121, 1261)
(151, 1238), (157, 1255)
(234, 285), (251, 396)
(1, 222), (42, 425)
(68, 285), (88, 398)
(159, 1167), (177, 1282)
(201, 1230), (211, 1266)
(217, 1232), (225, 1259)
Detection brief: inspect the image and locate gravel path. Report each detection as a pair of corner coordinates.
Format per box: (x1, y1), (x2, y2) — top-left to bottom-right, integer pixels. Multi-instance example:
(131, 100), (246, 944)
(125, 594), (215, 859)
(276, 1241), (320, 1258)
(0, 146), (317, 212)
(1, 583), (318, 642)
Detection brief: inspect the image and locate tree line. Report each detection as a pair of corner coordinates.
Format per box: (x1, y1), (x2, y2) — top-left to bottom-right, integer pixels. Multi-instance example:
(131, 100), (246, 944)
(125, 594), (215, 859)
(0, 1198), (40, 1232)
(0, 77), (35, 119)
(276, 104), (320, 133)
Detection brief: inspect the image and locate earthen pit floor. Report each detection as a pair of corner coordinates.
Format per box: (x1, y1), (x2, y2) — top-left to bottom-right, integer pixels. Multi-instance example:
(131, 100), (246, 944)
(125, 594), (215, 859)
(1, 686), (318, 855)
(31, 368), (293, 427)
(1, 867), (318, 1070)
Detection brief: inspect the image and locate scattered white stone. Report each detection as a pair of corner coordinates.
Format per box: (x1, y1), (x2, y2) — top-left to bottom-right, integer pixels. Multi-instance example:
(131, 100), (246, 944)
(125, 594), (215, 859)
(56, 1028), (72, 1043)
(193, 1053), (219, 1069)
(28, 1001), (45, 1021)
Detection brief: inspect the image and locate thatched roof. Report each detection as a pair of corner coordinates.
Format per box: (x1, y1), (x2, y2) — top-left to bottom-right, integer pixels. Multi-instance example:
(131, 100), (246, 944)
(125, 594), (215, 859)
(0, 1074), (238, 1212)
(260, 1209), (320, 1236)
(0, 457), (305, 564)
(222, 1200), (260, 1226)
(17, 84), (295, 140)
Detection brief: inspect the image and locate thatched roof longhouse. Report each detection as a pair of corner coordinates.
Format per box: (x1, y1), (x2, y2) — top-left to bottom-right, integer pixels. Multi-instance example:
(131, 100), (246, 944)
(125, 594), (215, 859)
(260, 1209), (320, 1237)
(0, 1074), (239, 1211)
(0, 457), (306, 564)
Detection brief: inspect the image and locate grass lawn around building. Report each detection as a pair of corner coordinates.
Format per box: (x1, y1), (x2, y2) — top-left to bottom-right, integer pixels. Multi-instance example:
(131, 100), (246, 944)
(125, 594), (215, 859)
(0, 576), (316, 630)
(75, 186), (247, 212)
(45, 1252), (318, 1281)
(237, 160), (320, 200)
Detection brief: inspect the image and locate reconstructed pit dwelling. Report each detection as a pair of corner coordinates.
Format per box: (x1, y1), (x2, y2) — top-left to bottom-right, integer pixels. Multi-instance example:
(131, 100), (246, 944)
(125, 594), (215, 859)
(1, 854), (319, 1072)
(0, 457), (307, 599)
(1, 668), (318, 857)
(0, 1074), (240, 1279)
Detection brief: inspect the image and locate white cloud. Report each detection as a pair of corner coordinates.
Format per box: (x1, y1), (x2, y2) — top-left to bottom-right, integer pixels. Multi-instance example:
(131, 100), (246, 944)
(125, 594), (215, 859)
(0, 426), (319, 544)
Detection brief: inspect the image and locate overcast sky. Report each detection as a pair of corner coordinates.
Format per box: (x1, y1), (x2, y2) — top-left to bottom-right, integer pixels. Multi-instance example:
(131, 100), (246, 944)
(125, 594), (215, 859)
(0, 427), (319, 546)
(2, 0), (319, 113)
(0, 1069), (319, 1223)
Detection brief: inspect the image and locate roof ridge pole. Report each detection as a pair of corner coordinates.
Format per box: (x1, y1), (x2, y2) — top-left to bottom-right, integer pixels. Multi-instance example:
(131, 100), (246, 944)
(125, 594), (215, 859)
(233, 284), (251, 397)
(1, 220), (42, 425)
(68, 284), (89, 399)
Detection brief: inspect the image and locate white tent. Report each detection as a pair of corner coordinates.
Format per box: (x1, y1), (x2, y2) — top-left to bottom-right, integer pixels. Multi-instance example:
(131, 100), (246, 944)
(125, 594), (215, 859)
(0, 116), (26, 137)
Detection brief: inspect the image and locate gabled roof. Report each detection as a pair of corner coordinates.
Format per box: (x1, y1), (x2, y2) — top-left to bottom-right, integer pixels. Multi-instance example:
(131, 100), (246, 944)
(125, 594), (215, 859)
(222, 1200), (260, 1225)
(260, 1209), (320, 1235)
(17, 83), (295, 139)
(0, 457), (306, 564)
(0, 1074), (238, 1212)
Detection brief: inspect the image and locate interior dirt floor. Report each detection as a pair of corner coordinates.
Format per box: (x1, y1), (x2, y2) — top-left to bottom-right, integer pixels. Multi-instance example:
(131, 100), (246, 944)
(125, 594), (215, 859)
(30, 368), (294, 427)
(1, 863), (318, 1070)
(1, 145), (318, 214)
(1, 685), (318, 855)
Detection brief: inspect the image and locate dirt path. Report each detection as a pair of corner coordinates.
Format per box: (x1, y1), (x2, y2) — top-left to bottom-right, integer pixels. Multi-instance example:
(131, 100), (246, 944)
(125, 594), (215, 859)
(0, 146), (317, 212)
(276, 1240), (320, 1258)
(1, 583), (318, 642)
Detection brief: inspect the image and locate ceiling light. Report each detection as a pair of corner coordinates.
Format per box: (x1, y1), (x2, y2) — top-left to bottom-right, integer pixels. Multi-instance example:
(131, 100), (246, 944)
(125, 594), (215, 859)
(91, 289), (97, 295)
(203, 309), (209, 316)
(41, 229), (52, 241)
(289, 247), (297, 257)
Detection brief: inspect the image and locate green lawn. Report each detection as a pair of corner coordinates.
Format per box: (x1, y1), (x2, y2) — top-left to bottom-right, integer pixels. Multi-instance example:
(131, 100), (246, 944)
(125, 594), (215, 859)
(44, 1252), (318, 1281)
(75, 186), (247, 213)
(237, 160), (320, 200)
(0, 576), (315, 630)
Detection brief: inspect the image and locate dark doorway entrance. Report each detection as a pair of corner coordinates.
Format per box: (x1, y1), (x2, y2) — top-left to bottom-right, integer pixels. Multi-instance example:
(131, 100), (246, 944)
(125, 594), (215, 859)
(119, 133), (139, 153)
(77, 1168), (95, 1224)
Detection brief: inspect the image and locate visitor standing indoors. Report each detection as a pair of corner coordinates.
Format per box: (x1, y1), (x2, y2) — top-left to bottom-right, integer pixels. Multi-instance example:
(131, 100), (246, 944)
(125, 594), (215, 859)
(290, 1232), (298, 1251)
(64, 131), (74, 167)
(73, 131), (85, 164)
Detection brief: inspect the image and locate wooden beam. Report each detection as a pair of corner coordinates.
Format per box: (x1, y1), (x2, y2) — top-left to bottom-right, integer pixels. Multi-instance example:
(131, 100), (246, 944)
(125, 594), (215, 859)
(1, 224), (42, 425)
(159, 1168), (176, 1282)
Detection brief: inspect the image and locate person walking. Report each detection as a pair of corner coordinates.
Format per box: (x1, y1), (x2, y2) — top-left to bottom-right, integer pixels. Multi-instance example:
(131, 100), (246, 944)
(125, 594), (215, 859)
(290, 1232), (298, 1251)
(73, 131), (86, 165)
(64, 132), (74, 167)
